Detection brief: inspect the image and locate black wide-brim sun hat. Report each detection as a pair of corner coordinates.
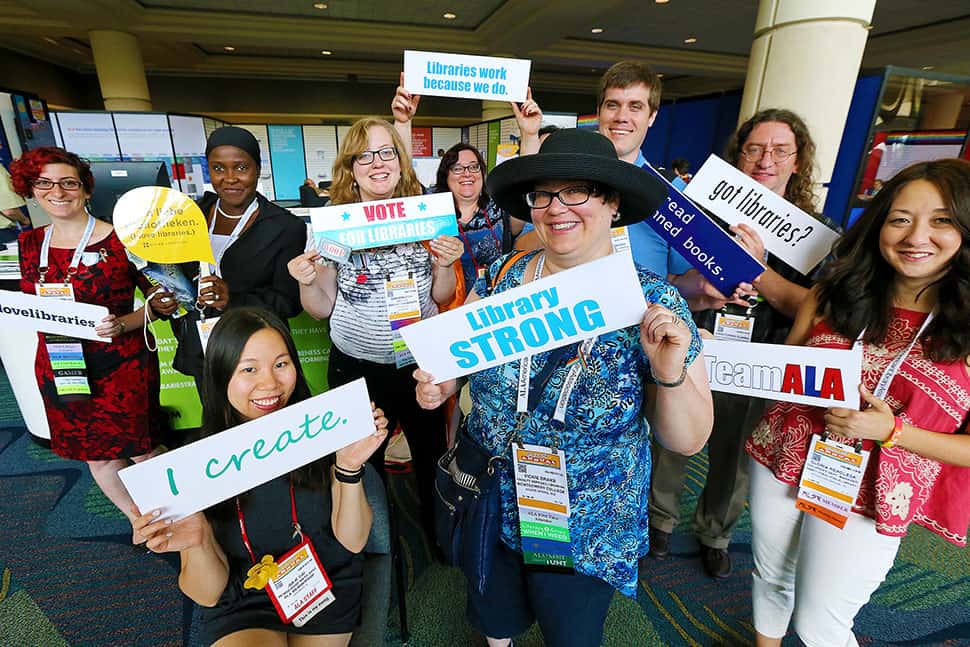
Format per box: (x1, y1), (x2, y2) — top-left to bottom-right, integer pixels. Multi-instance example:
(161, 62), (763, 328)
(486, 128), (669, 227)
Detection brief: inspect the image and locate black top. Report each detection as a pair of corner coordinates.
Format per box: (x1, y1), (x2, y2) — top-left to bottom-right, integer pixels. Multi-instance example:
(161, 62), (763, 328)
(171, 192), (307, 381)
(201, 476), (364, 642)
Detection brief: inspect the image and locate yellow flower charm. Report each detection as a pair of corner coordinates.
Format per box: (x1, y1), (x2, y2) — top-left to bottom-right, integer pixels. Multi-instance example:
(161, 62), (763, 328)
(243, 555), (279, 590)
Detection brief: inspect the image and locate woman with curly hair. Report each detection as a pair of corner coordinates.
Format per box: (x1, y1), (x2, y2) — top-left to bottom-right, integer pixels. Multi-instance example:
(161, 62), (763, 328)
(746, 158), (970, 646)
(287, 118), (463, 538)
(10, 147), (165, 539)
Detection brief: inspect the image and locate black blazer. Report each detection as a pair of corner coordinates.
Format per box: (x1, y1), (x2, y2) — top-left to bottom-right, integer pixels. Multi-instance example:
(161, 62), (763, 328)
(171, 192), (307, 382)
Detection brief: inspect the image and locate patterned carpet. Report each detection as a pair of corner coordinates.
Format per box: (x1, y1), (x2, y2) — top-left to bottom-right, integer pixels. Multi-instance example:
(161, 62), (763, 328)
(2, 364), (969, 646)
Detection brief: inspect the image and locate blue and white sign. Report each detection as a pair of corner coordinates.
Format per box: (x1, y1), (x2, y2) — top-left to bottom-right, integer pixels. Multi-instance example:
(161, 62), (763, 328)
(310, 193), (459, 251)
(642, 164), (765, 291)
(400, 253), (646, 383)
(404, 50), (531, 103)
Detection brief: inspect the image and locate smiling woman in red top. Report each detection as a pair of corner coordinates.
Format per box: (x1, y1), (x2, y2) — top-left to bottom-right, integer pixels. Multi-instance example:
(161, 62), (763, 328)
(745, 158), (970, 647)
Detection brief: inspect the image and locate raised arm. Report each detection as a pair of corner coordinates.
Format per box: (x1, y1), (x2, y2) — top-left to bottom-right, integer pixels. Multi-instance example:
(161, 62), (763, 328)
(392, 72), (420, 158)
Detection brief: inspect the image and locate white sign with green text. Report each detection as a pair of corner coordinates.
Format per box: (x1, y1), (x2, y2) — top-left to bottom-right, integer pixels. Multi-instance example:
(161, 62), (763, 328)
(119, 378), (374, 520)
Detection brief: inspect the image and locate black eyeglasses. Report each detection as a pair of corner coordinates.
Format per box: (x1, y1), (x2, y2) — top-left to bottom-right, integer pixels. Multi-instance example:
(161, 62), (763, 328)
(524, 185), (597, 209)
(32, 178), (83, 191)
(449, 162), (481, 175)
(740, 145), (797, 163)
(354, 147), (398, 165)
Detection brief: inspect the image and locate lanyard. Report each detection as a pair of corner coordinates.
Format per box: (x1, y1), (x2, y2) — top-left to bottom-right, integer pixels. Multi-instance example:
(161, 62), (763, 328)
(207, 197), (259, 277)
(515, 254), (595, 428)
(456, 209), (501, 275)
(858, 311), (935, 400)
(235, 479), (301, 565)
(39, 215), (96, 284)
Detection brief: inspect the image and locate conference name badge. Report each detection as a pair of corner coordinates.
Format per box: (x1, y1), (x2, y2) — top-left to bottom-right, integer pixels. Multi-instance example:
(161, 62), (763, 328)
(37, 282), (92, 399)
(512, 443), (574, 572)
(610, 226), (631, 256)
(795, 434), (870, 530)
(264, 539), (336, 627)
(713, 312), (754, 343)
(385, 277), (421, 368)
(196, 317), (220, 353)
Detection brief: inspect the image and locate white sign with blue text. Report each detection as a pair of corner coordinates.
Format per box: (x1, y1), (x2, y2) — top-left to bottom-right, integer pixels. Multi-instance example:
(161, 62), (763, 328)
(310, 192), (459, 251)
(703, 339), (862, 408)
(404, 50), (531, 103)
(119, 378), (375, 520)
(400, 253), (646, 383)
(685, 155), (841, 274)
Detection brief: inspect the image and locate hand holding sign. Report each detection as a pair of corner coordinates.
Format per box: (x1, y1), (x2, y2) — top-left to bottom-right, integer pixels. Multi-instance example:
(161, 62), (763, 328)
(511, 87), (542, 140)
(640, 303), (692, 383)
(134, 507), (210, 554)
(392, 72), (421, 125)
(823, 385), (894, 443)
(113, 186), (215, 265)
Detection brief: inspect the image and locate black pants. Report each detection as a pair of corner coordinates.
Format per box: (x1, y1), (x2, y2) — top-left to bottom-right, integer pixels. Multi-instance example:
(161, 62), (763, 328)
(327, 344), (445, 537)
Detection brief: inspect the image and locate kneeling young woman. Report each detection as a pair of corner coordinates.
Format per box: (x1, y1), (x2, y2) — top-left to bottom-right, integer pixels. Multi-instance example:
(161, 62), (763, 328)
(135, 307), (388, 646)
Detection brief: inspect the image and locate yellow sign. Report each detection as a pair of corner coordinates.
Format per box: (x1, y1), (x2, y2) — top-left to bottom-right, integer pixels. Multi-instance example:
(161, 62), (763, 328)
(113, 186), (215, 265)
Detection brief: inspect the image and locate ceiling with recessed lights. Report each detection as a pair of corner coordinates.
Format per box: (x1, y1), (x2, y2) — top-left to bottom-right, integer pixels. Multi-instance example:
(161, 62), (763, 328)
(1, 0), (969, 107)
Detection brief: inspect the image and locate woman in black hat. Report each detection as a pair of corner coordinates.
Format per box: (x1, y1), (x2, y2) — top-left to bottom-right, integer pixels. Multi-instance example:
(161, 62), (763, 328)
(149, 126), (307, 391)
(414, 128), (714, 646)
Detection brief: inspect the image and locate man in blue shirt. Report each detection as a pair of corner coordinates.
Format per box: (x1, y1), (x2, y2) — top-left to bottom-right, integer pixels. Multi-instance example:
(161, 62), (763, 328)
(596, 61), (692, 278)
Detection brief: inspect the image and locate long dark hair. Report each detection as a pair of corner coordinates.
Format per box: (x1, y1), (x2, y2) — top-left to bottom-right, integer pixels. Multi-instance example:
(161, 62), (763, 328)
(816, 159), (970, 362)
(435, 143), (489, 212)
(201, 307), (328, 518)
(725, 108), (818, 214)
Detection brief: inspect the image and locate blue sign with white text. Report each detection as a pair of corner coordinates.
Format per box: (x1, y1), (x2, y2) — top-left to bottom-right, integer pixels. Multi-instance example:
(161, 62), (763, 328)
(642, 164), (764, 291)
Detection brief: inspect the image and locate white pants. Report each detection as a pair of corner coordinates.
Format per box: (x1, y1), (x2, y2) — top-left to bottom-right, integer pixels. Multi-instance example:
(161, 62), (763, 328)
(749, 462), (901, 646)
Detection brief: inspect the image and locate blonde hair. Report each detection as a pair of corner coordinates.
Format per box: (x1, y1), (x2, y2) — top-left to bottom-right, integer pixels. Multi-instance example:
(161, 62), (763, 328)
(330, 118), (422, 205)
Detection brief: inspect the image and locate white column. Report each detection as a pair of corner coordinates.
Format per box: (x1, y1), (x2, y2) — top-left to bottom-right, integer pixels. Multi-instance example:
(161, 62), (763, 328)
(89, 30), (153, 111)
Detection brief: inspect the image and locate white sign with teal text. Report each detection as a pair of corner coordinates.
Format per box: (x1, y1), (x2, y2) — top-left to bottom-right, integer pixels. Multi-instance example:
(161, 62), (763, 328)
(400, 253), (646, 383)
(119, 378), (375, 520)
(404, 50), (531, 102)
(310, 192), (459, 251)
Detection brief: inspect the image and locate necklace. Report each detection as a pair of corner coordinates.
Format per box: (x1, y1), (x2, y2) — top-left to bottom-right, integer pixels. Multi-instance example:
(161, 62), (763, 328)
(216, 199), (253, 220)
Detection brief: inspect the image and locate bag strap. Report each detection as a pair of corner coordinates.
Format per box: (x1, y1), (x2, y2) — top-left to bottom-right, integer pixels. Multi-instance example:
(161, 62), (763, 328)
(485, 249), (531, 293)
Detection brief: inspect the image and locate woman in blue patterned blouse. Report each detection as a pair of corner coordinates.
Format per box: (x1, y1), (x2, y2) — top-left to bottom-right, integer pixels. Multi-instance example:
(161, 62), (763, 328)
(414, 129), (714, 647)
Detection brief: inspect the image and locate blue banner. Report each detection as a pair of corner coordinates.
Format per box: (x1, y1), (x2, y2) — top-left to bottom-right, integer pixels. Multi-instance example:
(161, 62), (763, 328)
(642, 164), (764, 292)
(268, 125), (306, 201)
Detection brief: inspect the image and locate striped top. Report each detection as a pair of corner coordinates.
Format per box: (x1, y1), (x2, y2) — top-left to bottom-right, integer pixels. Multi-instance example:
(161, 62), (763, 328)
(329, 242), (439, 364)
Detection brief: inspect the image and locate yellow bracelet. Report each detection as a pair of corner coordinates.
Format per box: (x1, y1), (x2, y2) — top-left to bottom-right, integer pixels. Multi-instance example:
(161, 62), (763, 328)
(880, 416), (904, 448)
(118, 319), (127, 334)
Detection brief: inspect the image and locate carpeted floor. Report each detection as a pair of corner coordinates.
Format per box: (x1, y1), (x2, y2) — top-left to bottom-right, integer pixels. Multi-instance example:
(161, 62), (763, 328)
(2, 364), (970, 646)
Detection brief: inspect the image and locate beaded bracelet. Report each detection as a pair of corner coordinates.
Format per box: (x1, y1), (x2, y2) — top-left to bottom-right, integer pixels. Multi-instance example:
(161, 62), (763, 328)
(651, 364), (688, 388)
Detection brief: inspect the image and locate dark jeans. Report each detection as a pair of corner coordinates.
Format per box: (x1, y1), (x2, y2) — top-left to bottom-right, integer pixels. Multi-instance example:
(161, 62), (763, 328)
(327, 344), (446, 537)
(466, 542), (615, 646)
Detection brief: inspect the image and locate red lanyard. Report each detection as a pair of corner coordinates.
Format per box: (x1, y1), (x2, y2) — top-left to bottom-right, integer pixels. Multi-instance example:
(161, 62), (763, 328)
(456, 209), (501, 275)
(235, 479), (302, 564)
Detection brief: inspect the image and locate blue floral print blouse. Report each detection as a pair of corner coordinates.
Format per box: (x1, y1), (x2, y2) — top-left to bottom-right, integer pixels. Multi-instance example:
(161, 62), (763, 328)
(465, 250), (702, 596)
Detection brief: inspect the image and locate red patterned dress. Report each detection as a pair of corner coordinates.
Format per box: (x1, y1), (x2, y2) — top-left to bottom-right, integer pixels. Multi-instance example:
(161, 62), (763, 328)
(746, 308), (970, 546)
(18, 227), (164, 460)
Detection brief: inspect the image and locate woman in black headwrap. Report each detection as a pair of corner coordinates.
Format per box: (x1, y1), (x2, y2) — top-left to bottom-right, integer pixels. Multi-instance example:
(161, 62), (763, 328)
(149, 126), (307, 390)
